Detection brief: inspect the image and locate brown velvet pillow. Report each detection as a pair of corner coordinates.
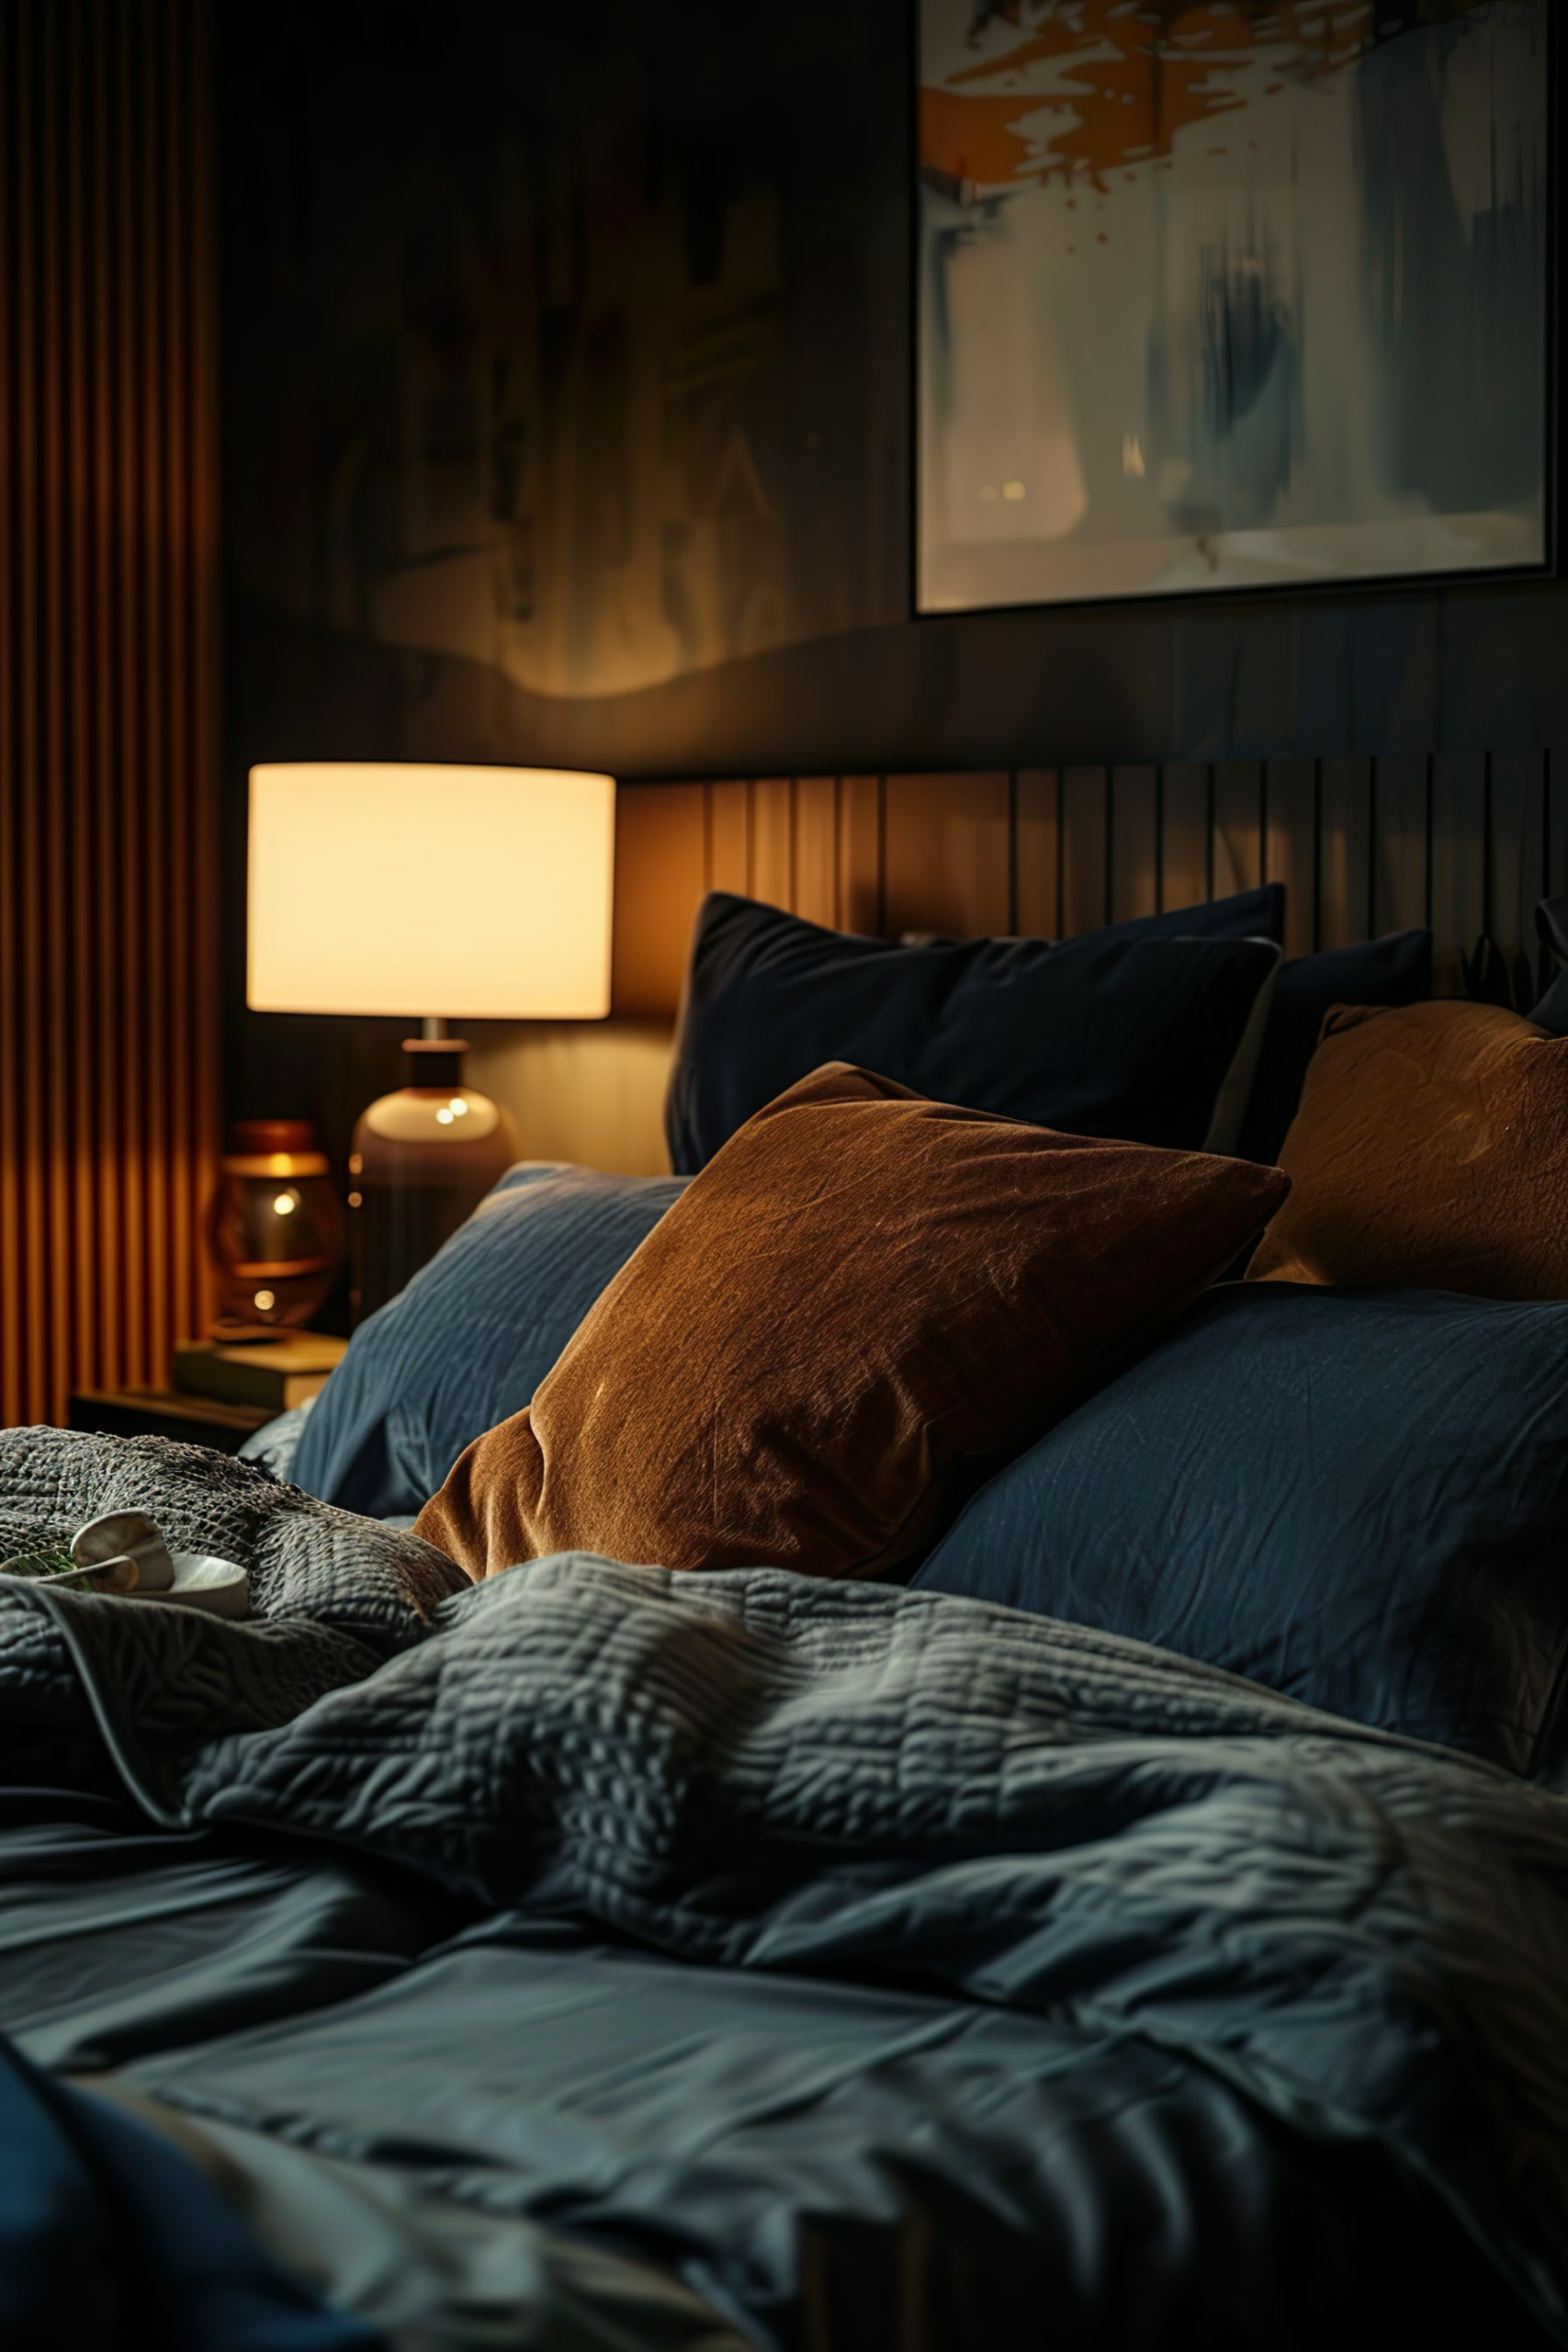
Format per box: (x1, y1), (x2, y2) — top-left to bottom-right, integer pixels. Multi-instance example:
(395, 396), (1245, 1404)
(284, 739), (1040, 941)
(415, 1063), (1288, 1583)
(1248, 1000), (1568, 1297)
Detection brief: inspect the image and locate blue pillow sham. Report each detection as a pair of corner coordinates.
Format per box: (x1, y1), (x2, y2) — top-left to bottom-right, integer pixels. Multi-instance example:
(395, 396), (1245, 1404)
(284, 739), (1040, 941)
(914, 1283), (1568, 1781)
(290, 1163), (686, 1519)
(666, 888), (1285, 1174)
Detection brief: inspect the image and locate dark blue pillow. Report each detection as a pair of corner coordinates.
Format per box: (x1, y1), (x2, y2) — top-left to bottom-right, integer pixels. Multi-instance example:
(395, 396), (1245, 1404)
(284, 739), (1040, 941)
(1236, 930), (1433, 1163)
(291, 1164), (686, 1518)
(914, 1283), (1568, 1781)
(1529, 968), (1568, 1034)
(666, 888), (1285, 1175)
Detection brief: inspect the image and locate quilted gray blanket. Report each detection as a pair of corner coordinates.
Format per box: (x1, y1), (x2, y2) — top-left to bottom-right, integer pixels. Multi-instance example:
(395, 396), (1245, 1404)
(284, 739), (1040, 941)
(4, 1426), (1568, 2344)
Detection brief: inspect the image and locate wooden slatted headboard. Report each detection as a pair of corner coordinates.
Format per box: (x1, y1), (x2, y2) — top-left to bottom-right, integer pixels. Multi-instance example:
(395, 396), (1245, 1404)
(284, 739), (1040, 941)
(610, 756), (1562, 1015)
(469, 752), (1559, 1177)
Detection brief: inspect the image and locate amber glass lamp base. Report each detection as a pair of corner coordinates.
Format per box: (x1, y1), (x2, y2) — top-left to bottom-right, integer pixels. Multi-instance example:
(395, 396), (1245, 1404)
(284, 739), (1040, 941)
(348, 1040), (516, 1324)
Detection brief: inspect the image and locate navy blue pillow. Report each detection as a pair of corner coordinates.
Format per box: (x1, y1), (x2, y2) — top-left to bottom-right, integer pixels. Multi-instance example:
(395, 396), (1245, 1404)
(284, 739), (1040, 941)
(666, 888), (1285, 1175)
(1529, 968), (1568, 1034)
(291, 1163), (686, 1518)
(1529, 894), (1568, 1026)
(914, 1283), (1568, 1781)
(1236, 930), (1433, 1163)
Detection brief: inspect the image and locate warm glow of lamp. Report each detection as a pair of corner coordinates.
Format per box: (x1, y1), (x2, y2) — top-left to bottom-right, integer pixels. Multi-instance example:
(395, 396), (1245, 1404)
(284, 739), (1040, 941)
(246, 761), (616, 1321)
(247, 763), (615, 1018)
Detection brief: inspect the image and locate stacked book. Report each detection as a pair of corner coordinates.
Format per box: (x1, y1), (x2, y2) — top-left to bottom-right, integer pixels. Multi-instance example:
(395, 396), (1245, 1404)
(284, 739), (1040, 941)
(171, 1331), (346, 1413)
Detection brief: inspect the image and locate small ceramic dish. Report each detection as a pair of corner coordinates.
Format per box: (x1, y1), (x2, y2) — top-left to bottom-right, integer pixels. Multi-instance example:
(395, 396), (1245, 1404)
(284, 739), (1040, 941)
(0, 1515), (250, 1621)
(162, 1553), (250, 1620)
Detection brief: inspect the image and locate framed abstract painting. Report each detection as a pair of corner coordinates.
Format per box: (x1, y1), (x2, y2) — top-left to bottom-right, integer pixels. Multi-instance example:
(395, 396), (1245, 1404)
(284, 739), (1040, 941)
(917, 3), (1551, 613)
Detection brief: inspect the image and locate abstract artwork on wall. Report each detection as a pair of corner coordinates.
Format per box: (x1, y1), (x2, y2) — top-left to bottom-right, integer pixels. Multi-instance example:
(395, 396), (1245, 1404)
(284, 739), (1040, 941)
(918, 2), (1551, 613)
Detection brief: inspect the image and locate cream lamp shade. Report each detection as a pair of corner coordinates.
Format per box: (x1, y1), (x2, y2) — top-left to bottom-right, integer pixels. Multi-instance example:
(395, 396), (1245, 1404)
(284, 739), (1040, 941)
(247, 763), (615, 1019)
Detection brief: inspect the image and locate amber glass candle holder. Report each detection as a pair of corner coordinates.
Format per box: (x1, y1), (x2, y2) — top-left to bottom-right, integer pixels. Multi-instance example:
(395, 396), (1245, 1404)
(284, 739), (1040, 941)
(209, 1119), (346, 1332)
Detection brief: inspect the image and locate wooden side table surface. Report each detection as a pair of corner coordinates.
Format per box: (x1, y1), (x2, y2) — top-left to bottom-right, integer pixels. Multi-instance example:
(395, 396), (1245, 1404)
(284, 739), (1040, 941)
(68, 1388), (274, 1454)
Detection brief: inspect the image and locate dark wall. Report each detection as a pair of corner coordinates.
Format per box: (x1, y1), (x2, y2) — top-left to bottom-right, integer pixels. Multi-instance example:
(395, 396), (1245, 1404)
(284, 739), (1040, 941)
(218, 0), (915, 1156)
(216, 0), (1567, 1155)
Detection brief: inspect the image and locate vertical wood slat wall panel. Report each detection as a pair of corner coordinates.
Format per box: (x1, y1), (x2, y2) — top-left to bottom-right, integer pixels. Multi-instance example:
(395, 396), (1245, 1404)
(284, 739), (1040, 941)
(1212, 763), (1264, 898)
(1317, 759), (1373, 949)
(1548, 757), (1568, 968)
(1372, 755), (1431, 941)
(1159, 766), (1211, 912)
(1541, 757), (1568, 988)
(1110, 767), (1158, 924)
(1431, 754), (1488, 994)
(1264, 761), (1317, 959)
(0, 0), (220, 1429)
(794, 778), (838, 929)
(750, 778), (794, 911)
(1061, 767), (1110, 935)
(837, 776), (882, 933)
(608, 752), (1552, 1027)
(706, 780), (750, 896)
(1489, 752), (1548, 995)
(884, 773), (1010, 941)
(1014, 770), (1060, 937)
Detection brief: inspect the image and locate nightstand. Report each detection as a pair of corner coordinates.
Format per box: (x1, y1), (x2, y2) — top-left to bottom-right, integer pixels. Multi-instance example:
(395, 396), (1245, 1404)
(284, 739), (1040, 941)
(68, 1388), (275, 1455)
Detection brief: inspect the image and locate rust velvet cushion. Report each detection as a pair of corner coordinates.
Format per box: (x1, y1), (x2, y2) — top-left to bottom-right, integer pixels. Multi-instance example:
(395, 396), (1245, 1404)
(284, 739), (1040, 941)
(414, 1063), (1289, 1583)
(1248, 1000), (1568, 1297)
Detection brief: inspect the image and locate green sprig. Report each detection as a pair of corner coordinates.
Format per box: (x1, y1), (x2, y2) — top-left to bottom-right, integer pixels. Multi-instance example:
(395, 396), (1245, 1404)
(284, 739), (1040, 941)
(0, 1545), (113, 1588)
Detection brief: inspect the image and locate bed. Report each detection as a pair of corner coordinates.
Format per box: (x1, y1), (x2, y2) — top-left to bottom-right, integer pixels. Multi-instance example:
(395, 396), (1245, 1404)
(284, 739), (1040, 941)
(6, 816), (1568, 2349)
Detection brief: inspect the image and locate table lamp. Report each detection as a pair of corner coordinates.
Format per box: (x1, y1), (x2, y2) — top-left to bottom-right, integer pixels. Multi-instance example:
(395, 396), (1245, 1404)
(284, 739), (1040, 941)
(248, 762), (615, 1321)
